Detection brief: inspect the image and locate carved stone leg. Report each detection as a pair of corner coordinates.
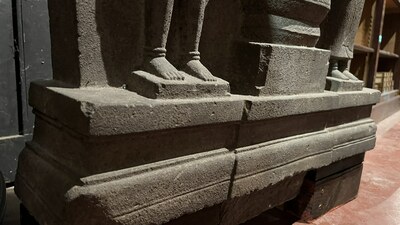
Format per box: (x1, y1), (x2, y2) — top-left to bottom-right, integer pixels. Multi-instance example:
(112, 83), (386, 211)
(326, 60), (364, 92)
(339, 60), (360, 81)
(329, 60), (349, 80)
(180, 0), (216, 82)
(143, 0), (185, 80)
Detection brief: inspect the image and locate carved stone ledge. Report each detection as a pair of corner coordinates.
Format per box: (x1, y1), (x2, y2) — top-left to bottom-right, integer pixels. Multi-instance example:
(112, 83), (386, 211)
(29, 80), (380, 137)
(15, 118), (376, 225)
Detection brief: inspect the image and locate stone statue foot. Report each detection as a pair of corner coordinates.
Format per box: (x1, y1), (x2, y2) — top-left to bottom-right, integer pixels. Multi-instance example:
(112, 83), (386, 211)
(330, 69), (349, 80)
(342, 69), (359, 81)
(182, 60), (217, 82)
(143, 57), (185, 81)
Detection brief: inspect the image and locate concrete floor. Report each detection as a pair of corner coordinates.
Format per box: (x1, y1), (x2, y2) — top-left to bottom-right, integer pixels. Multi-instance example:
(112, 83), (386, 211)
(3, 111), (400, 225)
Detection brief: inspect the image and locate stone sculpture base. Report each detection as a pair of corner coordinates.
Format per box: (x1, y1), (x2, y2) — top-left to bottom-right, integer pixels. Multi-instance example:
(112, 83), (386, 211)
(285, 153), (365, 221)
(126, 71), (230, 99)
(326, 77), (364, 92)
(15, 80), (380, 225)
(231, 42), (331, 96)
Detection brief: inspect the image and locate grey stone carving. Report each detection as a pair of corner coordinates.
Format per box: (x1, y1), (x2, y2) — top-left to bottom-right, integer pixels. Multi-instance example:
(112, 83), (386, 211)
(143, 0), (215, 82)
(127, 0), (231, 99)
(317, 0), (366, 91)
(232, 0), (332, 96)
(15, 1), (381, 225)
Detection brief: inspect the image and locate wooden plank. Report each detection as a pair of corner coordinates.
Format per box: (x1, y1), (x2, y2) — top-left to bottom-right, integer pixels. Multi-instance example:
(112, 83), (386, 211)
(380, 49), (400, 58)
(367, 0), (386, 88)
(354, 44), (375, 53)
(0, 0), (19, 137)
(355, 0), (376, 47)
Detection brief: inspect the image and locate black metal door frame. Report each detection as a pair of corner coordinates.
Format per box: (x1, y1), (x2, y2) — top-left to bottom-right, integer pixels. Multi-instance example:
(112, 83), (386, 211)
(0, 0), (52, 184)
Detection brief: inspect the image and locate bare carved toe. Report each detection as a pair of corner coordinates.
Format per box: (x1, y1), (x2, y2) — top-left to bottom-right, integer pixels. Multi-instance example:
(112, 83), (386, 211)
(183, 60), (217, 82)
(142, 57), (184, 81)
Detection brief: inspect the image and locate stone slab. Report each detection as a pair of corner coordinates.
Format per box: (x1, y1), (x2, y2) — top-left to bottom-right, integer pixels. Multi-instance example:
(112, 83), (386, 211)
(29, 80), (244, 136)
(244, 88), (380, 121)
(231, 119), (376, 198)
(220, 173), (305, 225)
(29, 81), (380, 136)
(326, 77), (364, 92)
(126, 71), (230, 99)
(230, 42), (330, 96)
(16, 148), (235, 225)
(31, 116), (238, 176)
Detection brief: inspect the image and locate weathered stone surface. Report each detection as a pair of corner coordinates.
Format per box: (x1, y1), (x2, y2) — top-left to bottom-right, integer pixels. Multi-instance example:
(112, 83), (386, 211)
(230, 42), (330, 96)
(15, 113), (378, 225)
(326, 77), (364, 92)
(317, 0), (366, 59)
(244, 88), (380, 121)
(16, 148), (235, 225)
(47, 0), (145, 87)
(29, 80), (244, 136)
(231, 119), (376, 198)
(126, 71), (230, 99)
(29, 80), (381, 136)
(32, 118), (238, 176)
(220, 173), (305, 225)
(241, 0), (331, 46)
(16, 1), (380, 225)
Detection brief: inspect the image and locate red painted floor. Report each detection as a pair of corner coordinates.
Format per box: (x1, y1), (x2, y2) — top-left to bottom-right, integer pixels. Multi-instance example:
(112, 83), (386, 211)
(245, 112), (400, 225)
(304, 118), (400, 225)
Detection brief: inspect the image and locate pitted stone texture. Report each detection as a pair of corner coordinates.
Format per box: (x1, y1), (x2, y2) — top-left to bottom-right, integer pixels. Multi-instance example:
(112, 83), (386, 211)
(244, 89), (380, 121)
(47, 0), (144, 87)
(220, 173), (305, 225)
(16, 149), (235, 225)
(317, 0), (366, 59)
(230, 119), (376, 198)
(241, 0), (330, 46)
(31, 116), (238, 176)
(326, 77), (364, 92)
(28, 81), (380, 136)
(29, 80), (244, 136)
(127, 71), (230, 99)
(230, 42), (330, 96)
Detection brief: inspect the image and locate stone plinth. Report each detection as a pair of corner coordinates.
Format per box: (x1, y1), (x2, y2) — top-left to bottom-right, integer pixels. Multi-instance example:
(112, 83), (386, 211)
(15, 80), (380, 225)
(230, 42), (330, 96)
(326, 76), (364, 92)
(126, 71), (230, 99)
(16, 1), (381, 225)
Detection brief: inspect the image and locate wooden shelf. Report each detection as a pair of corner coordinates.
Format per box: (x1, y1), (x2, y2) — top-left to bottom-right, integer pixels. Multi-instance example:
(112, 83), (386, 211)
(379, 50), (400, 59)
(386, 0), (400, 14)
(354, 44), (375, 54)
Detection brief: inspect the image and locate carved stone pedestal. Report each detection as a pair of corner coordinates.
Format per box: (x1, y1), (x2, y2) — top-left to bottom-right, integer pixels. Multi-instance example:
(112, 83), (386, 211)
(326, 77), (364, 92)
(127, 71), (230, 99)
(15, 80), (380, 225)
(231, 42), (330, 96)
(15, 0), (380, 224)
